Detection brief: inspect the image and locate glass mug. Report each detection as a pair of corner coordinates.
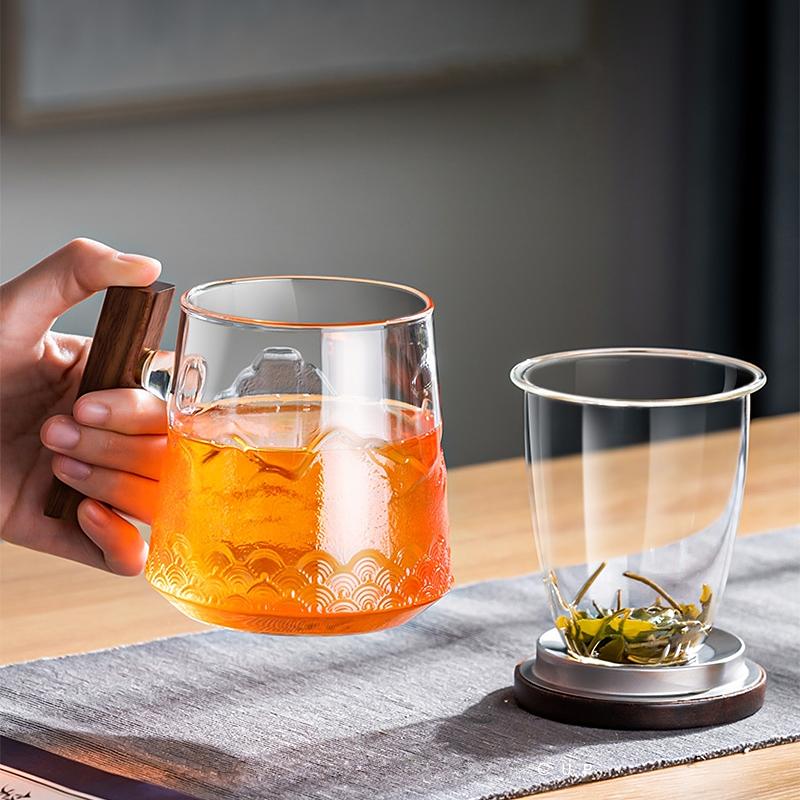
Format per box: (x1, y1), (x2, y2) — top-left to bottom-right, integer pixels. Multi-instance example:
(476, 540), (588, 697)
(137, 276), (451, 634)
(511, 348), (765, 666)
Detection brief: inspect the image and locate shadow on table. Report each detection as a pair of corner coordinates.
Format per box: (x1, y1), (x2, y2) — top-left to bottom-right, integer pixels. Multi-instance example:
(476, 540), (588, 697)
(35, 688), (702, 800)
(432, 687), (701, 756)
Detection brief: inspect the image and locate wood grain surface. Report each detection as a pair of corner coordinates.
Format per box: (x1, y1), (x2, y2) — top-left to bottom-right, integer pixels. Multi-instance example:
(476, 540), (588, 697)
(43, 281), (174, 521)
(1, 413), (798, 798)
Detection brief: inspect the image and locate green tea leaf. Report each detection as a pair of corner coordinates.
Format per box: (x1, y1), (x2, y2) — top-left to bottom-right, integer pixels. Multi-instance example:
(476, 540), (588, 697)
(596, 636), (625, 662)
(547, 569), (713, 665)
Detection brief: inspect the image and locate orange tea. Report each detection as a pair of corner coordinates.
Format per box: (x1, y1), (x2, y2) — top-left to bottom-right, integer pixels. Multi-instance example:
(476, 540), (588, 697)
(146, 396), (451, 634)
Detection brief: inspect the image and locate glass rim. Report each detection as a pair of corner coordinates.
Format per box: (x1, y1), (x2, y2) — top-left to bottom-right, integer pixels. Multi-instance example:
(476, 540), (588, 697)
(510, 347), (767, 408)
(181, 275), (434, 329)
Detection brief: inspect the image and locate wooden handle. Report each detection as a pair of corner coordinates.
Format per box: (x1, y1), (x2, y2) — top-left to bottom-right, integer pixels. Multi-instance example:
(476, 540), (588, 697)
(44, 281), (175, 522)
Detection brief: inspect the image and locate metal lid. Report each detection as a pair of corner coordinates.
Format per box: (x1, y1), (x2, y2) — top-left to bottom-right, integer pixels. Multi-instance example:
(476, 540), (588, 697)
(524, 627), (752, 700)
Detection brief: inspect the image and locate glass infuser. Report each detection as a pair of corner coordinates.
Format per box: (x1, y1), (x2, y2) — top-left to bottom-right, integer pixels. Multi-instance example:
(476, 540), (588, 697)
(46, 276), (451, 635)
(509, 348), (768, 729)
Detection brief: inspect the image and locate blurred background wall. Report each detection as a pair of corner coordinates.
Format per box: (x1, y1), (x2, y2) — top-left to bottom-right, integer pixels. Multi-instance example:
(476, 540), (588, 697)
(2, 0), (797, 466)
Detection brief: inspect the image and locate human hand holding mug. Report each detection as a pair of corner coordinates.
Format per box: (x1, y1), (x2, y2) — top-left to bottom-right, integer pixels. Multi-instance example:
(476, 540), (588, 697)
(2, 253), (452, 635)
(0, 238), (167, 575)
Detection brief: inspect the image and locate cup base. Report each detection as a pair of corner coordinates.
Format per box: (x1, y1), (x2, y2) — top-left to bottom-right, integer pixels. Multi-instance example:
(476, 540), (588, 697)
(513, 627), (766, 729)
(154, 588), (439, 635)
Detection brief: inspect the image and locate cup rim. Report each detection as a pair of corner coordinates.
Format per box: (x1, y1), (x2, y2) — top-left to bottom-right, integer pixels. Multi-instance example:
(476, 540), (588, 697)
(181, 275), (434, 329)
(510, 347), (767, 408)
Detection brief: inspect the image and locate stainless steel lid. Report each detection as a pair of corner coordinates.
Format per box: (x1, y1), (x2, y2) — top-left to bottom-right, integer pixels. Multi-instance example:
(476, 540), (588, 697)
(521, 627), (759, 702)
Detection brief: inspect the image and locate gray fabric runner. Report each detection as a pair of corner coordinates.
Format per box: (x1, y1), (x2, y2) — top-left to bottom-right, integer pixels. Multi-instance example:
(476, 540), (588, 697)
(1, 527), (798, 800)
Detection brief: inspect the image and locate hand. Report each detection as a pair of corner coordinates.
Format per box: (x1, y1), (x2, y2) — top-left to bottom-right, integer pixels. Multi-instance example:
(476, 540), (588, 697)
(1, 238), (166, 575)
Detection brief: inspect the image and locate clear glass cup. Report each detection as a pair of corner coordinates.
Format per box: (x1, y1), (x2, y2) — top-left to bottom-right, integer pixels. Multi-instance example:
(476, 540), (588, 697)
(510, 348), (766, 665)
(142, 276), (451, 635)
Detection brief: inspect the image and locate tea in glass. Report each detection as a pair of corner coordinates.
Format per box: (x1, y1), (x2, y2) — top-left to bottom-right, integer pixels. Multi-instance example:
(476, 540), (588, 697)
(146, 395), (450, 634)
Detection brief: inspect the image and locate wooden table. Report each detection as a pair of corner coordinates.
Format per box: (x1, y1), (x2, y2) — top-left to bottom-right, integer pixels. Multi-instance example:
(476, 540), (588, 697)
(2, 413), (798, 798)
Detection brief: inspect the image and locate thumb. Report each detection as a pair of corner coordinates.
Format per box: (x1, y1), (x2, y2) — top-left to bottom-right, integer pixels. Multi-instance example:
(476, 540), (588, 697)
(0, 238), (162, 342)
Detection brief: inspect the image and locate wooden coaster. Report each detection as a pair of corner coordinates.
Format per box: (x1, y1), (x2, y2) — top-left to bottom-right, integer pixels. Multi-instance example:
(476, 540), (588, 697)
(513, 661), (766, 730)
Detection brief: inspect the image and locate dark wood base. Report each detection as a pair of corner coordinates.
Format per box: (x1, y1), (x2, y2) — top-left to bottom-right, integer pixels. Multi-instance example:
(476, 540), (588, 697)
(513, 662), (766, 730)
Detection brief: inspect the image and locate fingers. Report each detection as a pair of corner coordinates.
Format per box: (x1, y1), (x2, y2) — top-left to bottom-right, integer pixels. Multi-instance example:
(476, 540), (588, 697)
(51, 455), (160, 524)
(0, 458), (147, 576)
(77, 499), (148, 576)
(41, 415), (165, 480)
(74, 388), (168, 435)
(1, 238), (161, 340)
(40, 388), (167, 528)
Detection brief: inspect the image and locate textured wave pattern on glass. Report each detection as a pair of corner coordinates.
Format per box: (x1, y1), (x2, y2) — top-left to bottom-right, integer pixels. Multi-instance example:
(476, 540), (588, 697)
(145, 396), (451, 633)
(147, 534), (451, 615)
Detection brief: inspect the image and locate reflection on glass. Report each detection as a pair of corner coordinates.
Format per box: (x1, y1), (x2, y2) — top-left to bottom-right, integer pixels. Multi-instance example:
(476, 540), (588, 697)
(511, 348), (765, 665)
(144, 277), (451, 634)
